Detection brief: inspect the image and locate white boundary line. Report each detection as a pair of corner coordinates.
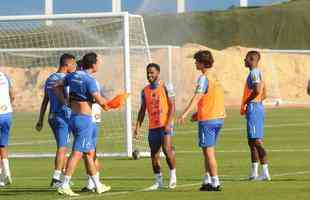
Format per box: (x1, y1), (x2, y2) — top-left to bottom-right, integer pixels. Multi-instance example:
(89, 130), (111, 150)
(176, 122), (310, 135)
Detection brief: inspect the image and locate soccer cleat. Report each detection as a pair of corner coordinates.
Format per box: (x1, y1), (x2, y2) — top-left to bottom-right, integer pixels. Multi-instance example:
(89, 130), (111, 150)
(257, 174), (271, 181)
(144, 182), (164, 191)
(210, 185), (222, 192)
(96, 184), (111, 194)
(0, 181), (5, 187)
(168, 177), (177, 189)
(199, 183), (212, 191)
(200, 184), (221, 192)
(57, 187), (80, 196)
(50, 178), (62, 188)
(80, 187), (96, 193)
(2, 175), (12, 185)
(248, 175), (259, 181)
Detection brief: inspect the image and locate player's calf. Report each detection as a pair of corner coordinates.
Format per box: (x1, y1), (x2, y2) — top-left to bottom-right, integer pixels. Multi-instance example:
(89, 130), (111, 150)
(162, 148), (177, 189)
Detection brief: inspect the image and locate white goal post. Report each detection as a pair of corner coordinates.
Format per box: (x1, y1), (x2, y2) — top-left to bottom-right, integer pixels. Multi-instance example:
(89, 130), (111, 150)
(0, 12), (154, 158)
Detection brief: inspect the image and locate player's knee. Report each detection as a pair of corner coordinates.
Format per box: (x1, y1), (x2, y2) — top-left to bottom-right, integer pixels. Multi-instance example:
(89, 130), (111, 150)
(151, 152), (159, 158)
(71, 151), (83, 159)
(85, 151), (95, 158)
(163, 146), (172, 156)
(151, 152), (160, 161)
(57, 147), (67, 154)
(254, 140), (263, 147)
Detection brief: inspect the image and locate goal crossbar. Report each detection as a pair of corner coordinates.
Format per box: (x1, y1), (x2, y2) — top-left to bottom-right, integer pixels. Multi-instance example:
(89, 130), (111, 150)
(0, 12), (136, 22)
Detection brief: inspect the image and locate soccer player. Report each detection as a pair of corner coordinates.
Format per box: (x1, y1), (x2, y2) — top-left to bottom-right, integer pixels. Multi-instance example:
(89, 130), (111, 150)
(240, 51), (271, 181)
(177, 50), (225, 191)
(35, 53), (76, 187)
(0, 71), (14, 186)
(55, 53), (111, 196)
(134, 63), (177, 190)
(76, 59), (110, 193)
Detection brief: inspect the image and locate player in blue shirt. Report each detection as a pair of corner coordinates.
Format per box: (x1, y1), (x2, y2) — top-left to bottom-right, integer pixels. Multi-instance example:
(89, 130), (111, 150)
(76, 59), (110, 193)
(241, 51), (270, 181)
(0, 71), (15, 186)
(55, 53), (111, 196)
(35, 54), (76, 187)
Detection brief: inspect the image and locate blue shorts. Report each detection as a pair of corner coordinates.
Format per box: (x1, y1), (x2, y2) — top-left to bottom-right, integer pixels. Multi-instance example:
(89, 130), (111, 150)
(246, 102), (264, 140)
(148, 127), (173, 152)
(48, 113), (70, 148)
(70, 113), (95, 153)
(198, 119), (223, 148)
(92, 122), (100, 148)
(0, 113), (12, 147)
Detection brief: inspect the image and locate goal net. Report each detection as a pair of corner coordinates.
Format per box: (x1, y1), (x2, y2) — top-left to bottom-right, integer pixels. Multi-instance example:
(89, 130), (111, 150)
(0, 12), (152, 158)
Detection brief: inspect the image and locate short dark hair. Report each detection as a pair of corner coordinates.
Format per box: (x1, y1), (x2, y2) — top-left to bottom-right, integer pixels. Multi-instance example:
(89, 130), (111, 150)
(146, 63), (160, 72)
(59, 53), (75, 66)
(247, 50), (261, 61)
(82, 52), (98, 70)
(193, 50), (214, 68)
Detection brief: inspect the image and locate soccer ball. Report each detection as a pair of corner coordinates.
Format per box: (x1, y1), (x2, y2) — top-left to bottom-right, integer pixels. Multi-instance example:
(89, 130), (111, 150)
(132, 149), (140, 160)
(275, 98), (282, 107)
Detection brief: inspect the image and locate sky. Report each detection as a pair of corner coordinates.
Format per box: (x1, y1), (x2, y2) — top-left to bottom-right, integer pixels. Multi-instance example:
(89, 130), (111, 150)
(0, 0), (288, 16)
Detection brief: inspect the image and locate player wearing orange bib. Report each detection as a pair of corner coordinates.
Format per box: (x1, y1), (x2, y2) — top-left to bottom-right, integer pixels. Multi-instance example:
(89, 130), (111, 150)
(178, 50), (225, 191)
(241, 51), (270, 181)
(134, 63), (177, 190)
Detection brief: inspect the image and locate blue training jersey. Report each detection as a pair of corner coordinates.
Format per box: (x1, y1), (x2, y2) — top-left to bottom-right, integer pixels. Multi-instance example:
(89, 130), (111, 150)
(246, 68), (262, 90)
(195, 75), (209, 94)
(64, 70), (98, 102)
(45, 72), (68, 113)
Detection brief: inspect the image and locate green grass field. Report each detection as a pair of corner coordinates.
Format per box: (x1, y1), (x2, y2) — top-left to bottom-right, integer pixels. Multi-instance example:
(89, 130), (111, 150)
(1, 108), (310, 200)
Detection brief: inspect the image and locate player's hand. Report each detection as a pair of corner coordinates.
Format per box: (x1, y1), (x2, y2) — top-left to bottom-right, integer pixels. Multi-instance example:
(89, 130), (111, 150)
(164, 124), (172, 133)
(191, 112), (198, 122)
(133, 128), (140, 140)
(240, 104), (247, 116)
(35, 121), (43, 132)
(177, 114), (186, 124)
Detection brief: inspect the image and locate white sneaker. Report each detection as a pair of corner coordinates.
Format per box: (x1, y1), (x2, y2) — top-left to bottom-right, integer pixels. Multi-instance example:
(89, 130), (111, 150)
(0, 181), (5, 187)
(257, 174), (271, 181)
(57, 187), (80, 196)
(168, 177), (177, 189)
(3, 175), (12, 185)
(96, 184), (111, 194)
(144, 182), (164, 191)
